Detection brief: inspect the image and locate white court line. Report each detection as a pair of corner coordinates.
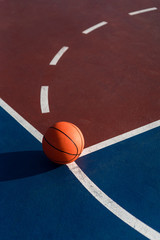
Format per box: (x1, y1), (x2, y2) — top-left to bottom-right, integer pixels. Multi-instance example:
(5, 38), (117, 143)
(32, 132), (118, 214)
(40, 86), (50, 113)
(1, 97), (160, 240)
(49, 46), (69, 65)
(0, 98), (43, 143)
(82, 21), (108, 34)
(129, 7), (157, 16)
(81, 120), (160, 157)
(68, 162), (160, 240)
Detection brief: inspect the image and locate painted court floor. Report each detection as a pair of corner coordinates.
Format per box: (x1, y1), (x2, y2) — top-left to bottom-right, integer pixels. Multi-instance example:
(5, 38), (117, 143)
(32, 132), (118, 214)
(0, 0), (160, 239)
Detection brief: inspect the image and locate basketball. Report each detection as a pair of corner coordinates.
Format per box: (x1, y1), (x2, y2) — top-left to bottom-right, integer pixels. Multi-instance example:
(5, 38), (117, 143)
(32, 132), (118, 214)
(42, 121), (85, 164)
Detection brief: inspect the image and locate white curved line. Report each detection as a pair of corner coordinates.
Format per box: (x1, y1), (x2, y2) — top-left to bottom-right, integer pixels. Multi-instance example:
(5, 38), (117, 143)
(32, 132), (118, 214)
(67, 162), (160, 240)
(50, 46), (69, 65)
(129, 7), (157, 16)
(82, 21), (107, 34)
(1, 97), (160, 240)
(40, 86), (50, 113)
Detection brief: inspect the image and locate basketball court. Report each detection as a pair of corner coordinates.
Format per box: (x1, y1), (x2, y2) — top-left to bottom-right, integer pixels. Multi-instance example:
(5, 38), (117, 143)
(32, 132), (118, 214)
(0, 0), (160, 239)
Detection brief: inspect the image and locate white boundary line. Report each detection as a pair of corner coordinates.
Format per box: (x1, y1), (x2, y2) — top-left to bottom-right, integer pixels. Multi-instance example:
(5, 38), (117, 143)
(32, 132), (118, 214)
(68, 162), (160, 240)
(1, 97), (160, 240)
(40, 86), (50, 113)
(82, 21), (108, 34)
(49, 46), (69, 65)
(0, 98), (43, 143)
(129, 7), (157, 16)
(81, 120), (160, 157)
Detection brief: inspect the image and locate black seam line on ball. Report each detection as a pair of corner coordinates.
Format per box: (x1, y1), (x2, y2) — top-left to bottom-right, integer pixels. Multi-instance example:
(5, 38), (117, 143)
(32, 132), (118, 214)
(55, 153), (79, 164)
(49, 126), (79, 155)
(70, 123), (83, 154)
(44, 136), (80, 156)
(69, 152), (80, 162)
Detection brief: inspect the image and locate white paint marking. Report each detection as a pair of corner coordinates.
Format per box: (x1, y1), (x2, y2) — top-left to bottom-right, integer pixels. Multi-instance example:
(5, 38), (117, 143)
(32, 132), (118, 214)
(82, 21), (107, 34)
(81, 120), (160, 157)
(67, 162), (160, 240)
(49, 46), (69, 65)
(1, 97), (160, 240)
(40, 86), (50, 113)
(0, 98), (43, 143)
(129, 7), (157, 16)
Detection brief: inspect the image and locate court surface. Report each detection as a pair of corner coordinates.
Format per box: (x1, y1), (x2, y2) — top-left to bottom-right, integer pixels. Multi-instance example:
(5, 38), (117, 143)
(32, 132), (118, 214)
(0, 0), (160, 239)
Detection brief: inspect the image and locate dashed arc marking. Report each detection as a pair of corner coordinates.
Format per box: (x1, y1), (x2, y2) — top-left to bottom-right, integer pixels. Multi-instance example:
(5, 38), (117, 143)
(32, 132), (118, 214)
(40, 86), (50, 113)
(1, 98), (160, 240)
(128, 7), (158, 16)
(49, 46), (69, 65)
(37, 6), (160, 239)
(44, 5), (159, 115)
(82, 21), (108, 34)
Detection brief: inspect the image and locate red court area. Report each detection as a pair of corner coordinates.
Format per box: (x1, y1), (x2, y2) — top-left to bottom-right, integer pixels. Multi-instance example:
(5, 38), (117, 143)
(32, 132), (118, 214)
(1, 0), (160, 147)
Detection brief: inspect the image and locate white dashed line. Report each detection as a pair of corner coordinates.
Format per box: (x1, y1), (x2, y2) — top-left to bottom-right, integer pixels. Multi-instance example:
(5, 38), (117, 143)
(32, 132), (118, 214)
(82, 21), (108, 34)
(40, 86), (50, 113)
(129, 7), (157, 16)
(1, 97), (160, 240)
(49, 46), (69, 65)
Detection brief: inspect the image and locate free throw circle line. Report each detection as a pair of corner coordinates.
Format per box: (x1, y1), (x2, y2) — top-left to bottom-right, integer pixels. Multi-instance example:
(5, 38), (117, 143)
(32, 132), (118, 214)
(40, 86), (50, 113)
(129, 7), (158, 16)
(82, 21), (108, 34)
(49, 46), (69, 65)
(1, 97), (160, 240)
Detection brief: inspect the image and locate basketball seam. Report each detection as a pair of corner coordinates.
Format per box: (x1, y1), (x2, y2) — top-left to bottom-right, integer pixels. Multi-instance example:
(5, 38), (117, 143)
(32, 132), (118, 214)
(44, 136), (80, 156)
(49, 126), (79, 156)
(70, 123), (84, 154)
(54, 153), (79, 164)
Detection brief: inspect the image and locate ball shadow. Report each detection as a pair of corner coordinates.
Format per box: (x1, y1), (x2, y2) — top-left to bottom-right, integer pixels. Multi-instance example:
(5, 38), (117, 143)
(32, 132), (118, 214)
(0, 151), (61, 181)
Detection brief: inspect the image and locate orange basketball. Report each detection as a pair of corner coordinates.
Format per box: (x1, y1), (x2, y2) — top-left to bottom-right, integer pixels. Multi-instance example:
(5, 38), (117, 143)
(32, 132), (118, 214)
(42, 122), (85, 164)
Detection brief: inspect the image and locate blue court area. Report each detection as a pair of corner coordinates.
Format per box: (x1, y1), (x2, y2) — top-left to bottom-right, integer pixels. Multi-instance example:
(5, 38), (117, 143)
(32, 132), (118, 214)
(0, 106), (160, 240)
